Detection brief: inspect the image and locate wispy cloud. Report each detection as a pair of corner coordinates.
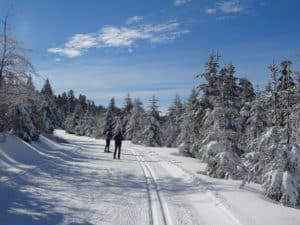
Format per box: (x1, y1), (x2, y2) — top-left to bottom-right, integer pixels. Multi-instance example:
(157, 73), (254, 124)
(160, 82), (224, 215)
(205, 0), (244, 15)
(48, 19), (189, 58)
(174, 0), (191, 6)
(218, 0), (244, 13)
(48, 48), (81, 58)
(98, 21), (189, 46)
(126, 16), (143, 25)
(65, 34), (98, 49)
(206, 8), (217, 15)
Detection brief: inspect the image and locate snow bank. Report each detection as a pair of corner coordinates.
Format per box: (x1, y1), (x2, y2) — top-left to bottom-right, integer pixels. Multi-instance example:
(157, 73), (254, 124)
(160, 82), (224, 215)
(0, 133), (42, 182)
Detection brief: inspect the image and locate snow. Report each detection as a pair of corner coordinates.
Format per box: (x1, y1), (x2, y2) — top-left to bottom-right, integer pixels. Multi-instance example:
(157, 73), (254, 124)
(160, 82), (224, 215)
(1, 130), (300, 225)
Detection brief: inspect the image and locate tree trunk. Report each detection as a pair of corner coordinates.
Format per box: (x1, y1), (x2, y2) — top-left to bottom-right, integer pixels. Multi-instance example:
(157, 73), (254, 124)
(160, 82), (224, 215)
(0, 16), (8, 87)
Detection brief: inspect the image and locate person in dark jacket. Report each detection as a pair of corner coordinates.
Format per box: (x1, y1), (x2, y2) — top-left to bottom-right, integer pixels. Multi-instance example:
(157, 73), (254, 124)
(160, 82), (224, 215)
(113, 131), (123, 159)
(104, 130), (113, 153)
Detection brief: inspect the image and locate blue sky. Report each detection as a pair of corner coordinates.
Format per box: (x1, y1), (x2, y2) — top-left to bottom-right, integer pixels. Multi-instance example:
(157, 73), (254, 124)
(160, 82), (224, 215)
(1, 0), (300, 110)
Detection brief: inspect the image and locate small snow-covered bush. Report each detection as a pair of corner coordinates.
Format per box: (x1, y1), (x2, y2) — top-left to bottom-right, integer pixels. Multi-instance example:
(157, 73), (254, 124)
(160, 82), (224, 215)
(6, 102), (40, 142)
(263, 145), (300, 207)
(203, 141), (243, 179)
(40, 100), (56, 133)
(179, 141), (199, 158)
(242, 127), (300, 208)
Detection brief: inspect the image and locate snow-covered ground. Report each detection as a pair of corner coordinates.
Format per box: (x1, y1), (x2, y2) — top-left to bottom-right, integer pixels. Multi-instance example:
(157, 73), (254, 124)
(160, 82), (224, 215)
(1, 130), (299, 225)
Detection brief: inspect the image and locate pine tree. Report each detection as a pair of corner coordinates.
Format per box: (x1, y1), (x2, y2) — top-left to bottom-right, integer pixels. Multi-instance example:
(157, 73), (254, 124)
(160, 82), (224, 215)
(78, 94), (88, 112)
(67, 90), (76, 114)
(141, 96), (162, 147)
(238, 78), (255, 105)
(123, 93), (133, 113)
(164, 94), (184, 147)
(41, 79), (54, 97)
(126, 98), (145, 142)
(40, 79), (58, 132)
(278, 61), (294, 144)
(195, 56), (243, 179)
(103, 98), (117, 133)
(179, 88), (199, 156)
(122, 93), (133, 139)
(26, 76), (35, 93)
(246, 98), (268, 141)
(197, 52), (220, 97)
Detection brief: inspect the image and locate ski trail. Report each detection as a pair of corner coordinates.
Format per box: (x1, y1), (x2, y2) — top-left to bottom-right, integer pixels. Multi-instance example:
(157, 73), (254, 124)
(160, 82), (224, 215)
(131, 146), (243, 225)
(131, 148), (174, 225)
(161, 156), (244, 225)
(136, 154), (156, 225)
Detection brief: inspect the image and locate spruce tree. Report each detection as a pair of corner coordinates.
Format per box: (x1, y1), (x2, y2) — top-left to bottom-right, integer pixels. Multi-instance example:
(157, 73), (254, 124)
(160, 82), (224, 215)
(238, 78), (255, 105)
(40, 79), (59, 132)
(126, 98), (145, 142)
(67, 90), (76, 114)
(103, 98), (117, 133)
(122, 93), (133, 139)
(41, 79), (54, 97)
(179, 88), (199, 156)
(141, 96), (162, 147)
(164, 94), (184, 147)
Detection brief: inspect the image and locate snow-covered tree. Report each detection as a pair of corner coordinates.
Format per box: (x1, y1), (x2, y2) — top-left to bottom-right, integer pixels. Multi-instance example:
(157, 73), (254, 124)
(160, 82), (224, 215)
(67, 89), (76, 114)
(103, 97), (118, 133)
(125, 98), (145, 143)
(238, 77), (255, 106)
(6, 102), (40, 142)
(141, 96), (163, 147)
(40, 79), (59, 133)
(193, 55), (244, 179)
(122, 93), (133, 139)
(178, 89), (200, 157)
(0, 15), (45, 141)
(164, 94), (184, 147)
(114, 117), (123, 134)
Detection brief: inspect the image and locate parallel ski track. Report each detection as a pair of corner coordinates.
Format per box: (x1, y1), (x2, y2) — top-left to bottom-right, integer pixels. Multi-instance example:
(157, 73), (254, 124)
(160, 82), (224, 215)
(130, 146), (243, 225)
(130, 148), (174, 225)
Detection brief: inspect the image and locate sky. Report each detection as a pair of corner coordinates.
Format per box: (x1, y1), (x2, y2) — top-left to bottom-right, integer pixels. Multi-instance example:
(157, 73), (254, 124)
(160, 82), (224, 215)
(0, 0), (300, 110)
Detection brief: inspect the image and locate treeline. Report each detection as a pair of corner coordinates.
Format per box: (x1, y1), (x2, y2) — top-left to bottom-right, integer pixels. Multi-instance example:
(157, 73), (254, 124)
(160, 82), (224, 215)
(61, 92), (163, 147)
(177, 54), (300, 208)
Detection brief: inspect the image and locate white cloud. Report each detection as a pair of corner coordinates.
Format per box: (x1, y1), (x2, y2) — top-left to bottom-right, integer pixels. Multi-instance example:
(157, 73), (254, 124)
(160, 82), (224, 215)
(218, 1), (244, 13)
(206, 8), (217, 14)
(174, 0), (191, 6)
(65, 34), (98, 49)
(48, 48), (81, 58)
(99, 27), (145, 47)
(48, 20), (188, 58)
(126, 16), (143, 25)
(205, 1), (244, 15)
(98, 22), (188, 47)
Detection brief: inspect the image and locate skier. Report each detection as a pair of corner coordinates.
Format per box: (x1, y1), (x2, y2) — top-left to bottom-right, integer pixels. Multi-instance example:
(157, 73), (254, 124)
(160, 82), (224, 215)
(104, 130), (113, 153)
(113, 131), (123, 159)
